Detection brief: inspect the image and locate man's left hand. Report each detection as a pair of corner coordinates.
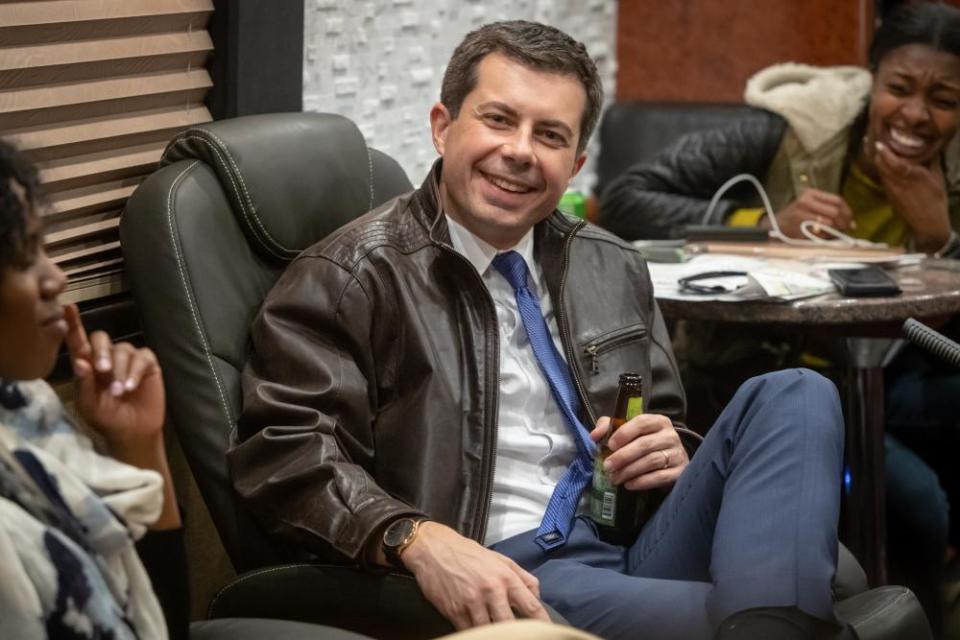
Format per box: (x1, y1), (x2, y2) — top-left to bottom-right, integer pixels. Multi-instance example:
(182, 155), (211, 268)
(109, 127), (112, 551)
(589, 414), (688, 491)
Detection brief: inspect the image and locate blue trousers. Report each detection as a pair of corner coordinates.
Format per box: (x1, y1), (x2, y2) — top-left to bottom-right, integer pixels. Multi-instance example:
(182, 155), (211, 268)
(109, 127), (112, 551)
(491, 369), (845, 639)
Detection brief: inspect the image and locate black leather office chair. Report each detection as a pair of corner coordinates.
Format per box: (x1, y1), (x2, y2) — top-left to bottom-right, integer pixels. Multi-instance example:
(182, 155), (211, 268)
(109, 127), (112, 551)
(593, 101), (768, 199)
(121, 112), (931, 640)
(121, 113), (463, 639)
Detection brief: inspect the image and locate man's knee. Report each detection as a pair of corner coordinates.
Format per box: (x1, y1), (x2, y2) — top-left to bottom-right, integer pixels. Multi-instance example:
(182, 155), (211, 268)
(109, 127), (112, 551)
(744, 367), (836, 397)
(734, 368), (839, 413)
(728, 368), (843, 444)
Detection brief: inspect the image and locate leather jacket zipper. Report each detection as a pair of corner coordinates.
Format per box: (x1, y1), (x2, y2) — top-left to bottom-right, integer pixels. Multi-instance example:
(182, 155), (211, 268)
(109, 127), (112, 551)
(454, 249), (499, 544)
(555, 220), (597, 426)
(429, 238), (500, 544)
(583, 325), (648, 375)
(427, 177), (500, 544)
(423, 176), (501, 543)
(479, 351), (499, 542)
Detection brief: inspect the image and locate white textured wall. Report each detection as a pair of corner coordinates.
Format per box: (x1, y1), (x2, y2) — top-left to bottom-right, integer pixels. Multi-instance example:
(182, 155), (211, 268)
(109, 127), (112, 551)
(303, 0), (617, 193)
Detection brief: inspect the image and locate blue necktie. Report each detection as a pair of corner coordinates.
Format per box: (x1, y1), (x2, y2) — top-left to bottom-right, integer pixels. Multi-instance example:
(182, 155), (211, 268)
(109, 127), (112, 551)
(491, 251), (597, 551)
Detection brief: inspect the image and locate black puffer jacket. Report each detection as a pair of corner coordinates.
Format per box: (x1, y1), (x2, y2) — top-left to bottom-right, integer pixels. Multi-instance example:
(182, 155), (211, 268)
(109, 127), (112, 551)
(599, 111), (788, 240)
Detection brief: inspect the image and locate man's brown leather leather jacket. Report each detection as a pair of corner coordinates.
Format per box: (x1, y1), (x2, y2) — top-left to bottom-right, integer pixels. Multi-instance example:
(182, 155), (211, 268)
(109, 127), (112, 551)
(228, 163), (689, 564)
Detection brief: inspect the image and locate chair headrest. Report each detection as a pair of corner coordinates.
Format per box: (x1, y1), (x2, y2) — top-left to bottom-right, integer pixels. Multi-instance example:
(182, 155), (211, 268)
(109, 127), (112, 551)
(161, 112), (377, 262)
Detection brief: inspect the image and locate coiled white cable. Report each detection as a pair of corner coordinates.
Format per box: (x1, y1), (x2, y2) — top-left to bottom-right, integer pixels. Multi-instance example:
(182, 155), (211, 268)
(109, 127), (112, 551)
(701, 173), (888, 249)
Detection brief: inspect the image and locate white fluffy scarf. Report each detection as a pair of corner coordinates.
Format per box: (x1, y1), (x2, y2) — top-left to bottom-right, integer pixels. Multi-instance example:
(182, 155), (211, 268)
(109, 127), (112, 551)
(0, 379), (166, 640)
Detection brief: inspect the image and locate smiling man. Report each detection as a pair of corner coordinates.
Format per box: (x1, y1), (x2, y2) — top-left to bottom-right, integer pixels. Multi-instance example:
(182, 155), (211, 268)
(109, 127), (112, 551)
(431, 51), (587, 249)
(231, 21), (851, 640)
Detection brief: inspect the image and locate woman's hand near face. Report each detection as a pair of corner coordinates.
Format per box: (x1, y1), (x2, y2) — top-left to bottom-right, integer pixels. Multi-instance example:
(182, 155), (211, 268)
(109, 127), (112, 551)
(64, 303), (179, 529)
(766, 188), (855, 238)
(64, 303), (165, 449)
(874, 141), (953, 253)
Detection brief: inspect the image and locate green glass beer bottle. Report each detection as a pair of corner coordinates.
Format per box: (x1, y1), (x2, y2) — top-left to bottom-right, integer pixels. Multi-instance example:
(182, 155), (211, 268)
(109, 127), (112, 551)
(590, 373), (666, 544)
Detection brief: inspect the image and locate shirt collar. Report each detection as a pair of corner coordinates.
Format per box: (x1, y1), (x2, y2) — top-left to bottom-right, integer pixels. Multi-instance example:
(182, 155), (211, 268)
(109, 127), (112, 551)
(445, 214), (538, 284)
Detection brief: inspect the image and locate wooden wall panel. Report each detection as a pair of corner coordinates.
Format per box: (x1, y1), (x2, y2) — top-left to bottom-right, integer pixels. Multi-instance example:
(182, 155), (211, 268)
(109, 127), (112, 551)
(0, 0), (214, 305)
(617, 0), (873, 103)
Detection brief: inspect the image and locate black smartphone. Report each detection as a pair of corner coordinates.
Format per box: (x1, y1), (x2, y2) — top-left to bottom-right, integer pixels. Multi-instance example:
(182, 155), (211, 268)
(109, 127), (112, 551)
(828, 266), (901, 297)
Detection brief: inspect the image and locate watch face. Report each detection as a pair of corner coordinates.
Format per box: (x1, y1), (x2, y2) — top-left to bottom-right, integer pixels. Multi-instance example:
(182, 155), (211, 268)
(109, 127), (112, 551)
(384, 519), (415, 547)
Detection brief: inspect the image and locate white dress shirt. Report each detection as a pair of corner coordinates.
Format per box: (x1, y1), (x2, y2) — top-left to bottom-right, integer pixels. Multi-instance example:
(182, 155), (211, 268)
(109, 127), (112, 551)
(444, 215), (579, 545)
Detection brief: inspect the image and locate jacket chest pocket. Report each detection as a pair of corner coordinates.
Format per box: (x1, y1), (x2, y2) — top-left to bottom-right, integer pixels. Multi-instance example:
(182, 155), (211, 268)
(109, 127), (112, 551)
(583, 323), (648, 375)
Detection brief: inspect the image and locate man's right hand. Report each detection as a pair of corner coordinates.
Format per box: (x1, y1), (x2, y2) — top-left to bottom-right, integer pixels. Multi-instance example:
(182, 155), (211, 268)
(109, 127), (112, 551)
(400, 521), (550, 630)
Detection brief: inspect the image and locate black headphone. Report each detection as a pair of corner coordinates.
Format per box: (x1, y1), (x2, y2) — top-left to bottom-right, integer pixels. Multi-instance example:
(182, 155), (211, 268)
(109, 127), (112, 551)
(676, 270), (748, 295)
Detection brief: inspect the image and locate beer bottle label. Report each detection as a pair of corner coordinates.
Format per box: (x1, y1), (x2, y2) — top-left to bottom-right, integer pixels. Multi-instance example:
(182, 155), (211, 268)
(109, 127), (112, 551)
(591, 454), (617, 525)
(625, 397), (643, 420)
(590, 395), (643, 527)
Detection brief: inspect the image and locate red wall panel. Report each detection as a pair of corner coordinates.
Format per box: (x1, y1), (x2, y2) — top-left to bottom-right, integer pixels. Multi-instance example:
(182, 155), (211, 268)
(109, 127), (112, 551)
(617, 0), (872, 103)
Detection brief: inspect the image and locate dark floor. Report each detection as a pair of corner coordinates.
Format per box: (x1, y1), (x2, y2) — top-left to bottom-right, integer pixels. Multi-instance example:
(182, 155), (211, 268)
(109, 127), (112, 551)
(945, 564), (960, 639)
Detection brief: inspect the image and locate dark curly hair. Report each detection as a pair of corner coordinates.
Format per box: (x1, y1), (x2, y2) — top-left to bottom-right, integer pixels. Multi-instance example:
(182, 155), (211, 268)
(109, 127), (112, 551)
(845, 2), (960, 177)
(870, 2), (960, 70)
(0, 139), (41, 270)
(440, 20), (604, 155)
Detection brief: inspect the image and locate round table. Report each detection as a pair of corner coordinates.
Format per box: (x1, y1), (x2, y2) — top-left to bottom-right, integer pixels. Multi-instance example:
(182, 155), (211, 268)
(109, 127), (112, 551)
(658, 259), (960, 326)
(656, 259), (960, 586)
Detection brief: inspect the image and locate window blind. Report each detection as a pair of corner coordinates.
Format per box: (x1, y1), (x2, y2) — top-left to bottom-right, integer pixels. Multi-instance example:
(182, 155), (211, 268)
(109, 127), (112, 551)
(0, 0), (214, 304)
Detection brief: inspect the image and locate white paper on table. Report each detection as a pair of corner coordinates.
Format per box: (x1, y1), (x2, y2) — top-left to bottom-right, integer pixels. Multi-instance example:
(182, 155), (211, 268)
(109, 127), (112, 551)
(646, 254), (836, 302)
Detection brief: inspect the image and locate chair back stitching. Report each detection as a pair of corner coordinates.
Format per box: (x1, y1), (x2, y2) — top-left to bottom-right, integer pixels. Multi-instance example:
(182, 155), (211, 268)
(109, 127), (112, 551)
(165, 160), (236, 429)
(165, 125), (377, 258)
(173, 133), (287, 261)
(204, 130), (286, 252)
(365, 145), (374, 211)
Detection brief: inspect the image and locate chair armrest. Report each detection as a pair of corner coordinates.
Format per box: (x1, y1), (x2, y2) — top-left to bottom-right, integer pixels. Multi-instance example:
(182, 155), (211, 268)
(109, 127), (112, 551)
(676, 426), (704, 457)
(834, 543), (869, 601)
(208, 563), (452, 639)
(191, 618), (371, 640)
(835, 586), (932, 640)
(207, 563), (568, 639)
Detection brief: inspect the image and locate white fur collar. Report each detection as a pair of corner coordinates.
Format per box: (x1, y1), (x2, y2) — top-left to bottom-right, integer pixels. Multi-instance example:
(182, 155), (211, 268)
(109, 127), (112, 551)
(744, 63), (872, 152)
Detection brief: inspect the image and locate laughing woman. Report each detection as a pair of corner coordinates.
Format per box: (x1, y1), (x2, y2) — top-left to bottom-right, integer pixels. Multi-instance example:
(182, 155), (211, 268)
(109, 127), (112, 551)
(600, 3), (960, 636)
(600, 4), (960, 256)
